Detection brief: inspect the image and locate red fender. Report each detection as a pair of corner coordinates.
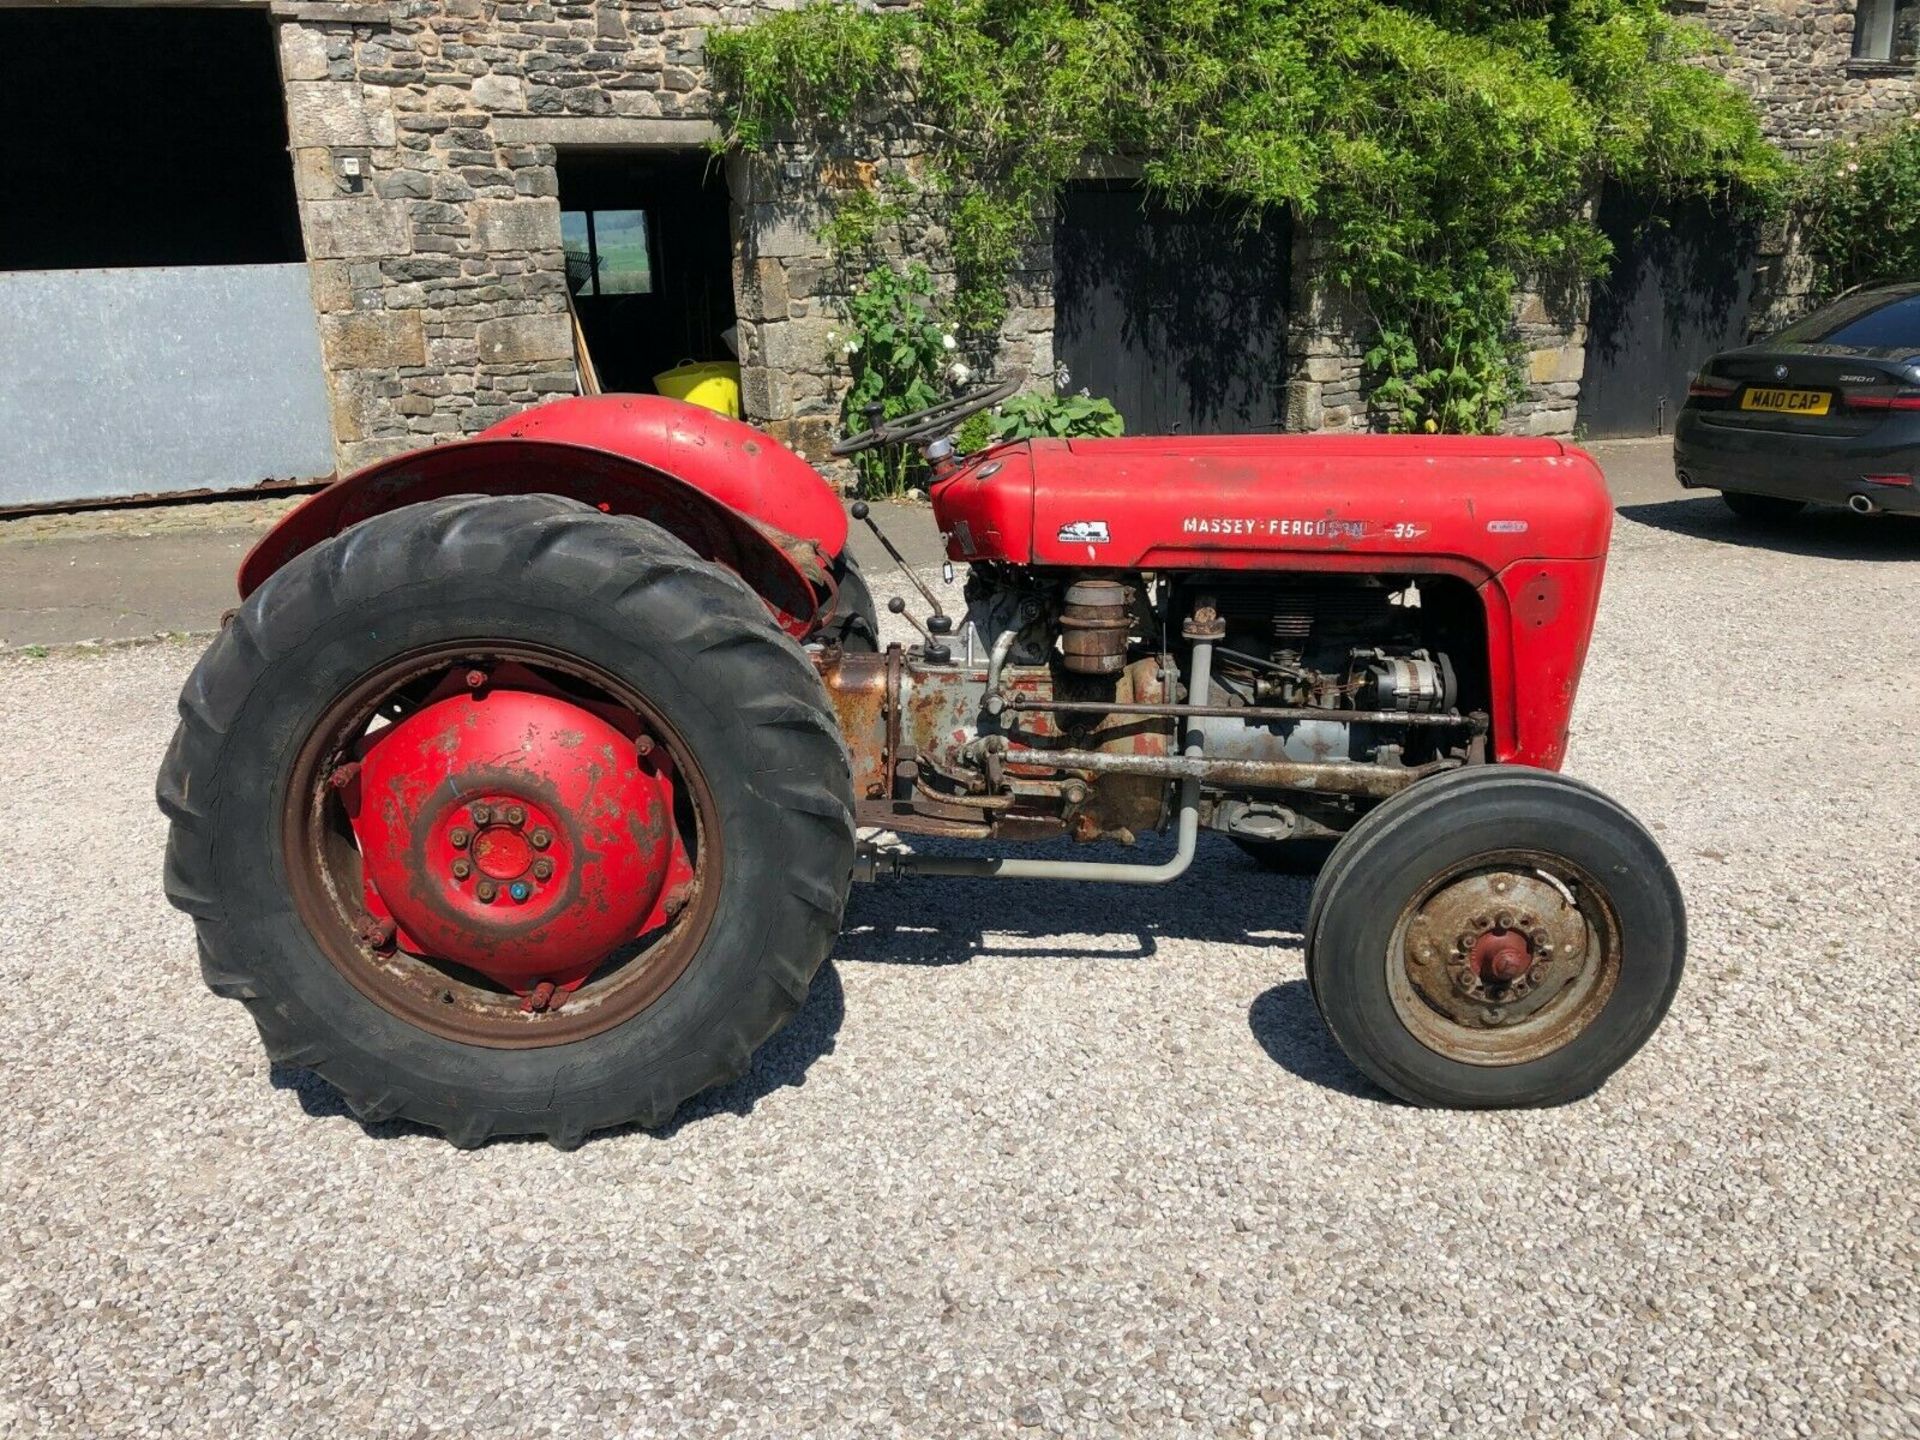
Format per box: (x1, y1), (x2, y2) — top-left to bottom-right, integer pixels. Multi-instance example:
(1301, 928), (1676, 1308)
(239, 397), (850, 638)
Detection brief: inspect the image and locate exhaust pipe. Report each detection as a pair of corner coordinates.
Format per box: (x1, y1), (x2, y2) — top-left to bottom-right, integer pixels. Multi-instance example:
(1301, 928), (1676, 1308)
(1849, 493), (1881, 515)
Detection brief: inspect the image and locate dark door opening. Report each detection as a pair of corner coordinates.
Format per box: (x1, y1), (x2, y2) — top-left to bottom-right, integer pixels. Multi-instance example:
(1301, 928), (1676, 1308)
(1578, 185), (1758, 439)
(556, 151), (736, 397)
(4, 7), (303, 270)
(1053, 184), (1290, 436)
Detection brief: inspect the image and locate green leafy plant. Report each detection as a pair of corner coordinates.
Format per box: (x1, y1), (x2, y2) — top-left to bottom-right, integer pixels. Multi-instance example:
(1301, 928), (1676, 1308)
(710, 0), (1784, 433)
(833, 262), (957, 497)
(988, 390), (1126, 441)
(1798, 119), (1920, 297)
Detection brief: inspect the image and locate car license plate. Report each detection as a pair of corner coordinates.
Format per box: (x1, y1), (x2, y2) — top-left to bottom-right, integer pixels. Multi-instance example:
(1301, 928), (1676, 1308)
(1740, 386), (1830, 416)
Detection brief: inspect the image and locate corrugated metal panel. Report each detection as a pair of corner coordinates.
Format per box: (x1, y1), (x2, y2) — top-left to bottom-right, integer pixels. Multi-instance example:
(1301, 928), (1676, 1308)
(0, 263), (335, 507)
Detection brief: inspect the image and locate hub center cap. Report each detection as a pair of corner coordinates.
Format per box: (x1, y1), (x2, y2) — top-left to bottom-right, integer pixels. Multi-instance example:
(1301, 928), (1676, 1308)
(1401, 868), (1589, 1029)
(344, 687), (686, 993)
(472, 826), (533, 880)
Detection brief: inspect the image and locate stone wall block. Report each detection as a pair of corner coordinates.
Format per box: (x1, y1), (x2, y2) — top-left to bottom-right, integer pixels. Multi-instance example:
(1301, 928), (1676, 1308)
(285, 80), (396, 148)
(305, 200), (413, 259)
(472, 72), (528, 111)
(321, 310), (428, 369)
(278, 23), (331, 82)
(473, 199), (563, 252)
(476, 313), (572, 364)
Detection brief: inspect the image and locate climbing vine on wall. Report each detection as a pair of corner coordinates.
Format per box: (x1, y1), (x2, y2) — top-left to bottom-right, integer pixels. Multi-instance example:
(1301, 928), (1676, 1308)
(709, 0), (1782, 433)
(1797, 118), (1920, 298)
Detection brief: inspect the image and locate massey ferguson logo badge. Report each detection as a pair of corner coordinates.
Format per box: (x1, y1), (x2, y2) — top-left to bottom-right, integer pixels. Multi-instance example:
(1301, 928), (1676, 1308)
(1182, 516), (1369, 539)
(1058, 520), (1110, 544)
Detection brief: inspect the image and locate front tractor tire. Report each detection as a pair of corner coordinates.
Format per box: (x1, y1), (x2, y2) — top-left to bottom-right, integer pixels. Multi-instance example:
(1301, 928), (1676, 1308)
(1306, 767), (1685, 1108)
(158, 494), (855, 1148)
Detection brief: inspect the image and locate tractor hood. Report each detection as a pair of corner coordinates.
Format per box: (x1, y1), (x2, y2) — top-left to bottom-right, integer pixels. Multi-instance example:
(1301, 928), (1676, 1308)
(934, 433), (1612, 579)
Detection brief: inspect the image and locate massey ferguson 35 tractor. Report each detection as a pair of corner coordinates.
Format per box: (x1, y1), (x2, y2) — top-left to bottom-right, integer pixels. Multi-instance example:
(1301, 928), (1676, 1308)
(158, 382), (1685, 1147)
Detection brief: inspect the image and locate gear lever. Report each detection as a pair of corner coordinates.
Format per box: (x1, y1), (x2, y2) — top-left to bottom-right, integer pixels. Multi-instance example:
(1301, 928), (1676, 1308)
(850, 500), (951, 628)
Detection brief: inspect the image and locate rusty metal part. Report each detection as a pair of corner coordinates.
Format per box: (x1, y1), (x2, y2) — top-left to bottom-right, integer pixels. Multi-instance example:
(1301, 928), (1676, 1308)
(281, 642), (723, 1049)
(0, 473), (330, 523)
(353, 914), (397, 950)
(1007, 696), (1485, 729)
(1073, 657), (1173, 840)
(1392, 855), (1620, 1066)
(858, 635), (1217, 885)
(1059, 579), (1131, 675)
(1181, 597), (1226, 642)
(999, 746), (1459, 798)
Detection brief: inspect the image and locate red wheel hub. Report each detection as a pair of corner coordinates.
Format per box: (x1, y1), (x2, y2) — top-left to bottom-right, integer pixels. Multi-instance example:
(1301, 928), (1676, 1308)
(1470, 928), (1535, 985)
(344, 685), (691, 994)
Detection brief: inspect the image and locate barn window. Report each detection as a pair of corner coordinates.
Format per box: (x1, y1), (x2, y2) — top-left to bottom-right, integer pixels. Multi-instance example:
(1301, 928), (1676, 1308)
(562, 209), (656, 297)
(2, 8), (303, 270)
(1853, 0), (1919, 64)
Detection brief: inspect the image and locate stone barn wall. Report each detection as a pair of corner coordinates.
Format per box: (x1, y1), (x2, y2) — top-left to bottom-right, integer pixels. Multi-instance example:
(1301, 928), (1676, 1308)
(271, 0), (1048, 477)
(273, 0), (1918, 472)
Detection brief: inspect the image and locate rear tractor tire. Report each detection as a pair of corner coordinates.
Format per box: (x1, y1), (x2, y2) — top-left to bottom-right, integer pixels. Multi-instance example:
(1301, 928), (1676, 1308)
(158, 493), (855, 1148)
(1305, 766), (1685, 1108)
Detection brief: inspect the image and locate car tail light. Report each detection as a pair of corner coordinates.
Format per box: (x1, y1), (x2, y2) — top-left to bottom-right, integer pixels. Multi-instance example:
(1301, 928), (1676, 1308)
(1842, 386), (1920, 411)
(1860, 473), (1914, 487)
(1686, 375), (1737, 399)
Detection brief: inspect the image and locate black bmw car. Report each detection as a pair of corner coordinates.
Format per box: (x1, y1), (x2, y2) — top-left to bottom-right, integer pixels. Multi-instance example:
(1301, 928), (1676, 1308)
(1674, 281), (1920, 519)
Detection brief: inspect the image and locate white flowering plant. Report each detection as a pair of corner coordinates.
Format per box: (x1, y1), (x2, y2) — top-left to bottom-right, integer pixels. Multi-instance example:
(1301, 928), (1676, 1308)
(835, 262), (956, 497)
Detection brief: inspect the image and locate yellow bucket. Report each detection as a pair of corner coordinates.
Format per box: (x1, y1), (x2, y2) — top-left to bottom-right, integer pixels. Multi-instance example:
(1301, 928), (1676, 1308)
(653, 359), (742, 419)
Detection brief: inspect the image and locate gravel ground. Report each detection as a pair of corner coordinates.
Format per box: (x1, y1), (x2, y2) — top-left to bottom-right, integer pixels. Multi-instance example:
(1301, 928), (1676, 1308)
(1, 495), (1916, 1438)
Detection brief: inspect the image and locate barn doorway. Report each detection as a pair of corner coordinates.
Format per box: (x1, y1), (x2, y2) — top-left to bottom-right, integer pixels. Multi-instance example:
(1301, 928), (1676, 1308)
(1577, 186), (1758, 439)
(1053, 184), (1290, 436)
(556, 151), (737, 397)
(0, 6), (331, 507)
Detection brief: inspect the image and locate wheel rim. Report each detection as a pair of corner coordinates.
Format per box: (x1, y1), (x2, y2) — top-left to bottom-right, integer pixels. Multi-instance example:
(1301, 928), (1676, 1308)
(283, 643), (722, 1048)
(1388, 849), (1622, 1066)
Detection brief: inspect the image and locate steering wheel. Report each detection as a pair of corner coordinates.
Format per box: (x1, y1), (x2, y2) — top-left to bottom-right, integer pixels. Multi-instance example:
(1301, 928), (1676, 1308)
(829, 377), (1023, 456)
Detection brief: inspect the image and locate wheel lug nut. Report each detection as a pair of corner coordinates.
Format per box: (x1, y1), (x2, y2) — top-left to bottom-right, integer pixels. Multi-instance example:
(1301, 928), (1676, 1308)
(328, 762), (361, 791)
(635, 734), (655, 757)
(451, 858), (472, 880)
(464, 668), (487, 689)
(1495, 911), (1514, 931)
(504, 805), (525, 827)
(532, 858), (554, 881)
(530, 828), (552, 849)
(470, 804), (492, 825)
(450, 827), (471, 849)
(509, 881), (531, 902)
(475, 880), (496, 903)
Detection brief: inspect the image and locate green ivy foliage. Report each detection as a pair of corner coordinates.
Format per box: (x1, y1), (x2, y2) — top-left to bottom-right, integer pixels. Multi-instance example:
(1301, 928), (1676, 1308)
(710, 0), (1782, 433)
(988, 391), (1127, 440)
(1797, 119), (1920, 297)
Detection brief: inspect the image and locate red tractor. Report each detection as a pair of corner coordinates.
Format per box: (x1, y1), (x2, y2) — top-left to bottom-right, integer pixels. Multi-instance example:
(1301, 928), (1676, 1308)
(158, 384), (1685, 1147)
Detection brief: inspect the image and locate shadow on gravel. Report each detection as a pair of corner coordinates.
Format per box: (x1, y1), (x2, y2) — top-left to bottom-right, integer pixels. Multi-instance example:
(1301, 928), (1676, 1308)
(1619, 496), (1920, 560)
(839, 833), (1383, 1100)
(1246, 981), (1386, 1102)
(837, 834), (1301, 966)
(268, 961), (848, 1148)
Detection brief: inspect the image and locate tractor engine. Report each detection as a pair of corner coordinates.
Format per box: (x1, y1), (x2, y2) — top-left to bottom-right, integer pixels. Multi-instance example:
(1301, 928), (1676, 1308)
(816, 567), (1488, 847)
